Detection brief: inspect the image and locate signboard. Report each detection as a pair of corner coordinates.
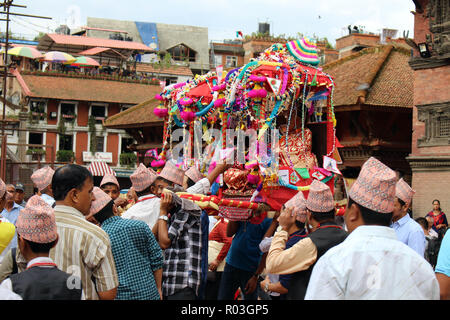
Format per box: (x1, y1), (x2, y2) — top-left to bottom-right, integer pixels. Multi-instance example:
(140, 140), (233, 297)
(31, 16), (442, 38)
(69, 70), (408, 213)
(82, 151), (113, 163)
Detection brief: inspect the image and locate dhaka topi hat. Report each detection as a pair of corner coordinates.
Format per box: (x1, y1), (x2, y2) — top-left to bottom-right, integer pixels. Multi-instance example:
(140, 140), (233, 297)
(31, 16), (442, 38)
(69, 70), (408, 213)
(306, 180), (335, 213)
(31, 166), (55, 192)
(90, 187), (113, 216)
(159, 161), (185, 186)
(396, 178), (415, 206)
(284, 191), (307, 223)
(100, 173), (120, 189)
(130, 163), (157, 192)
(185, 166), (205, 183)
(15, 195), (57, 244)
(0, 178), (5, 199)
(348, 157), (396, 214)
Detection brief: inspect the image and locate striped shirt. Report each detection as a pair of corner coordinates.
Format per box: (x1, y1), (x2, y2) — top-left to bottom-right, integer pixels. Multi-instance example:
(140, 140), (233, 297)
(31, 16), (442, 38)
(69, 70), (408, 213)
(49, 205), (118, 300)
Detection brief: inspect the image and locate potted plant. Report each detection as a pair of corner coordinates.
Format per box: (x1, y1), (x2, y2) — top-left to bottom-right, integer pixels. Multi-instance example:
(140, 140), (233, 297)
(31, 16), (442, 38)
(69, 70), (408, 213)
(56, 150), (75, 163)
(26, 148), (45, 161)
(119, 152), (137, 168)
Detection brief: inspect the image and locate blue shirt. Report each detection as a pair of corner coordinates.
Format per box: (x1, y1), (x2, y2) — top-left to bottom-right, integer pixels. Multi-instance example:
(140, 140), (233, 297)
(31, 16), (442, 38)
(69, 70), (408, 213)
(101, 216), (164, 300)
(436, 231), (450, 277)
(1, 203), (23, 249)
(391, 214), (426, 257)
(226, 218), (272, 272)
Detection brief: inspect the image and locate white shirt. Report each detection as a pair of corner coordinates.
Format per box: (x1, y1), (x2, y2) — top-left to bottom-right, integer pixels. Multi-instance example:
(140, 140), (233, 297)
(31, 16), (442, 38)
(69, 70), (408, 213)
(121, 195), (160, 229)
(186, 178), (211, 195)
(40, 193), (55, 207)
(304, 225), (440, 300)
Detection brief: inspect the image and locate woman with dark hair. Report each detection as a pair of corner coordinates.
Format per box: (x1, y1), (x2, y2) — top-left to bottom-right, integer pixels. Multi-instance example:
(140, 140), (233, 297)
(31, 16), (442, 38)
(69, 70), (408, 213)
(426, 200), (448, 233)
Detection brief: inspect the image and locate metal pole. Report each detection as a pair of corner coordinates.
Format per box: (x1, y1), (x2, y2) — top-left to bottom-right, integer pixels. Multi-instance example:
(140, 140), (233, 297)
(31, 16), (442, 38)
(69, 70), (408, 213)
(0, 0), (10, 181)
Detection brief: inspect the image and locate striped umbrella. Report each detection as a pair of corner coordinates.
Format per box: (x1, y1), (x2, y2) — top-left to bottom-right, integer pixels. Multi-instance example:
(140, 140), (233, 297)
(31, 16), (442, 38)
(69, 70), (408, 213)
(5, 46), (43, 59)
(41, 51), (76, 63)
(67, 56), (100, 67)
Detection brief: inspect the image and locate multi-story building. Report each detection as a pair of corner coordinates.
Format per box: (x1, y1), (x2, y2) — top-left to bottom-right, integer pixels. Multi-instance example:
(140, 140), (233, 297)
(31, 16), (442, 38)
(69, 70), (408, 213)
(210, 40), (245, 69)
(0, 32), (159, 191)
(82, 17), (210, 75)
(406, 0), (450, 216)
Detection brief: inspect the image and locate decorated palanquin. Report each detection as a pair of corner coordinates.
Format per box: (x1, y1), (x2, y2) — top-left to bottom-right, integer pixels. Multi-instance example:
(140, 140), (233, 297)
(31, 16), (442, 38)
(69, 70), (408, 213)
(151, 37), (340, 221)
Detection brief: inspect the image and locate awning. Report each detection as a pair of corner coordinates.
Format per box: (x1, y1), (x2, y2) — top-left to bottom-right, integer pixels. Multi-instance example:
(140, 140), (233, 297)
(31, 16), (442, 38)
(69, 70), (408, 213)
(78, 47), (110, 56)
(88, 161), (116, 176)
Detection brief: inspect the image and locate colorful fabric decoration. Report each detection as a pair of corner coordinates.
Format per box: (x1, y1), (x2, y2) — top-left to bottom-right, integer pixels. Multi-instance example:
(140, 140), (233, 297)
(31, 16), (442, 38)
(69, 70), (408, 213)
(286, 38), (320, 66)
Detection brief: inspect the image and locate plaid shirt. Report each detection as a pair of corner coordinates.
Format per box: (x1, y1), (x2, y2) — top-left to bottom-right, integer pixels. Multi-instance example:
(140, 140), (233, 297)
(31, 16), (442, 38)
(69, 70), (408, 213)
(162, 203), (203, 297)
(102, 216), (163, 300)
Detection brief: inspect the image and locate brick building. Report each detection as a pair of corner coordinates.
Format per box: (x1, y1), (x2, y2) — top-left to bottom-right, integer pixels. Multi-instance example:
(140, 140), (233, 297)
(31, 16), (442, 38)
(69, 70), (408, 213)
(6, 70), (160, 192)
(407, 0), (450, 217)
(323, 44), (414, 200)
(210, 40), (245, 69)
(336, 30), (408, 59)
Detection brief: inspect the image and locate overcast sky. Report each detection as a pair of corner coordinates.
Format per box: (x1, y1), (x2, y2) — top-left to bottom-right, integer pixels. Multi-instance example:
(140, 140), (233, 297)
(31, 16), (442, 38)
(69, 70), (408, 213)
(4, 0), (416, 46)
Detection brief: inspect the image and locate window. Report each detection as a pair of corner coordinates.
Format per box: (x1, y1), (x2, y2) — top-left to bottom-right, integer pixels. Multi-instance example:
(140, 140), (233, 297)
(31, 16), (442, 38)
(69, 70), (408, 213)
(91, 135), (105, 153)
(417, 102), (450, 147)
(29, 132), (43, 146)
(28, 132), (45, 160)
(225, 56), (237, 68)
(29, 100), (46, 113)
(91, 105), (107, 124)
(214, 55), (222, 67)
(59, 134), (73, 151)
(60, 103), (76, 123)
(167, 44), (196, 62)
(121, 137), (135, 153)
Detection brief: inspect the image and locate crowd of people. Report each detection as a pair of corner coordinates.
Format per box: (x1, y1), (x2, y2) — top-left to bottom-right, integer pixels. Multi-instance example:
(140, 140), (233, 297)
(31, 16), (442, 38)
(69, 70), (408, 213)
(0, 156), (449, 300)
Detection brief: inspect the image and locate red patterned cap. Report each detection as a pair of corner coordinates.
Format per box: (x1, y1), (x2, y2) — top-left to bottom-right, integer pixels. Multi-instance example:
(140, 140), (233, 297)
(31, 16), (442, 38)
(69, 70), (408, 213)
(130, 163), (157, 192)
(90, 187), (113, 216)
(16, 195), (57, 244)
(159, 161), (185, 186)
(185, 166), (204, 183)
(285, 191), (307, 223)
(306, 180), (335, 212)
(396, 178), (415, 206)
(100, 173), (120, 189)
(349, 157), (396, 214)
(0, 178), (5, 198)
(31, 166), (55, 192)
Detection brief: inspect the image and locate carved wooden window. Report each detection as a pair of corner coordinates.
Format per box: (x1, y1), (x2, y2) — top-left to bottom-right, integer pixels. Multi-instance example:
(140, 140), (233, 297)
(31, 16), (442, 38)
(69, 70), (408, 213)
(438, 118), (450, 137)
(417, 102), (450, 147)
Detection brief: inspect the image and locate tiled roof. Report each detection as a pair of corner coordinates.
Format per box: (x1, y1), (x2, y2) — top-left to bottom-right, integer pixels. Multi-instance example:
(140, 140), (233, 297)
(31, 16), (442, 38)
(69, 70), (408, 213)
(38, 33), (153, 52)
(19, 73), (161, 104)
(136, 63), (193, 76)
(104, 98), (163, 128)
(323, 45), (413, 108)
